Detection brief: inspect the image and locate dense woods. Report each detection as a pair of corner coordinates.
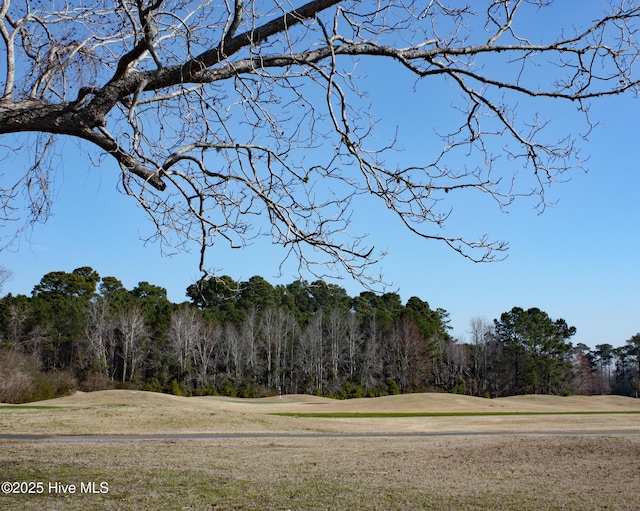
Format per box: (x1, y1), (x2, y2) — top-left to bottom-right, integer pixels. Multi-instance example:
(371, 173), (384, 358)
(2, 2), (640, 406)
(1, 266), (639, 403)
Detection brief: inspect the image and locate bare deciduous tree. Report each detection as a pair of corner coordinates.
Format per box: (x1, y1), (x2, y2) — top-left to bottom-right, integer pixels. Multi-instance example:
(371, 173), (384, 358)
(114, 304), (147, 382)
(1, 1), (639, 283)
(469, 316), (494, 396)
(297, 312), (323, 393)
(168, 305), (200, 377)
(344, 310), (361, 382)
(192, 319), (220, 388)
(224, 321), (243, 383)
(259, 306), (296, 390)
(360, 311), (383, 392)
(386, 318), (426, 390)
(0, 266), (12, 294)
(239, 307), (258, 380)
(3, 299), (28, 349)
(84, 296), (113, 376)
(325, 308), (346, 390)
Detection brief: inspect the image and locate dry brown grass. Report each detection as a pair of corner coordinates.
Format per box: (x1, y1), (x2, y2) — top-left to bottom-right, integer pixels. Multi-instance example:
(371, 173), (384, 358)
(1, 390), (640, 510)
(2, 390), (640, 435)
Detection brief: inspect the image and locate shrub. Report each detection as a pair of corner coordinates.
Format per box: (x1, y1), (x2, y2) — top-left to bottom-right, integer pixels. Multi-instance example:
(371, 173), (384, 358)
(367, 387), (388, 398)
(0, 351), (34, 403)
(141, 377), (164, 393)
(80, 372), (114, 392)
(388, 380), (400, 395)
(237, 379), (257, 398)
(219, 379), (236, 397)
(451, 379), (468, 395)
(0, 350), (77, 403)
(169, 379), (184, 396)
(31, 369), (77, 402)
(338, 380), (364, 399)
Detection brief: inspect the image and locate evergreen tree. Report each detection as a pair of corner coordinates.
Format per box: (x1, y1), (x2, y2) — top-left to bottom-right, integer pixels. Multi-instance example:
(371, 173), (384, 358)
(494, 307), (576, 395)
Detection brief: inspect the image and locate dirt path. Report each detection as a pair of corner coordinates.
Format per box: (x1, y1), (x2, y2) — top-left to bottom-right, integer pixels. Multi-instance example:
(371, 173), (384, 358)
(2, 429), (640, 441)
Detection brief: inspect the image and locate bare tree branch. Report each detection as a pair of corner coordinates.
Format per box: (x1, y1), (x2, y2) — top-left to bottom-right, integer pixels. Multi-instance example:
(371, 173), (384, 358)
(1, 0), (639, 285)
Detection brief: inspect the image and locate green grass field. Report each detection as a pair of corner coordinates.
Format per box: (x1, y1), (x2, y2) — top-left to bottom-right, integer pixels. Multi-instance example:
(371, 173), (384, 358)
(272, 410), (640, 418)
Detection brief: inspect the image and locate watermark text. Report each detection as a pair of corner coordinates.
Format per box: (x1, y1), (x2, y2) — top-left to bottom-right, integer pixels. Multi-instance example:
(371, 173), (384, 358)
(1, 481), (109, 495)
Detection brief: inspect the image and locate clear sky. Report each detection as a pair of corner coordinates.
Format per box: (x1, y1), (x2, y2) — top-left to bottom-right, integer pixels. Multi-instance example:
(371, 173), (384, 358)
(1, 2), (639, 349)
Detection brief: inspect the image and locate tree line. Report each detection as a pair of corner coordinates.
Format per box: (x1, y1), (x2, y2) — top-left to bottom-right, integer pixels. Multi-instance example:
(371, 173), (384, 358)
(0, 266), (638, 403)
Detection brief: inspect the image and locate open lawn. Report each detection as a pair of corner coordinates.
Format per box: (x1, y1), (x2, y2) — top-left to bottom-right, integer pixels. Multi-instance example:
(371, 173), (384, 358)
(1, 391), (639, 510)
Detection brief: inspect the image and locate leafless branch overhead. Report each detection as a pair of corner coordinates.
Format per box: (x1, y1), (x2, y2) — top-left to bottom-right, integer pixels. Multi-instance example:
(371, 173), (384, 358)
(1, 0), (639, 285)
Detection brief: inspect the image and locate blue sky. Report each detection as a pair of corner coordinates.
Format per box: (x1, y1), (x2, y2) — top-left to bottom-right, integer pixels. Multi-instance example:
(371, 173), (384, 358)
(1, 2), (639, 348)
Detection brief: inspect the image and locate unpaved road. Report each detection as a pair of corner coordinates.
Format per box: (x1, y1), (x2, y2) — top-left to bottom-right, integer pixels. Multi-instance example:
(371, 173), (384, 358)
(2, 429), (640, 441)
